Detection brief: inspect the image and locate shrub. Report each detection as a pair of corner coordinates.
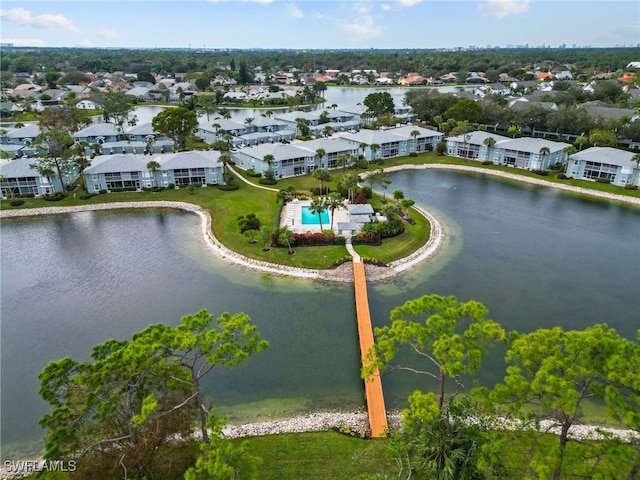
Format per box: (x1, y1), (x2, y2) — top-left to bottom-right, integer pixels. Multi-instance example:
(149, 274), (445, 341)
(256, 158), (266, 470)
(360, 186), (372, 199)
(334, 236), (346, 245)
(409, 152), (418, 157)
(43, 192), (66, 201)
(595, 177), (611, 184)
(19, 193), (35, 198)
(79, 194), (96, 200)
(216, 184), (239, 191)
(245, 169), (262, 178)
(482, 160), (493, 165)
(532, 170), (549, 176)
(557, 173), (568, 180)
(99, 189), (108, 194)
(624, 183), (638, 190)
(9, 199), (25, 206)
(375, 159), (384, 165)
(259, 178), (277, 185)
(168, 183), (175, 189)
(354, 159), (369, 169)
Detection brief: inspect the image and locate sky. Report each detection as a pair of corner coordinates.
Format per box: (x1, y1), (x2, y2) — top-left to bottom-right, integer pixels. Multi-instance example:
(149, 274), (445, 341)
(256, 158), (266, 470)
(0, 0), (638, 50)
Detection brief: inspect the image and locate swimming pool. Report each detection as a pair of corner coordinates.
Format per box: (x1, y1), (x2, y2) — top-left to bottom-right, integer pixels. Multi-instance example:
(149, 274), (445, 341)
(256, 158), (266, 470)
(301, 206), (330, 225)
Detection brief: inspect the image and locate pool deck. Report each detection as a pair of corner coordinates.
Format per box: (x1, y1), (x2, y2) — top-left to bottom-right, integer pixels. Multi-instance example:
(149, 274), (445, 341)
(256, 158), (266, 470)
(282, 199), (350, 233)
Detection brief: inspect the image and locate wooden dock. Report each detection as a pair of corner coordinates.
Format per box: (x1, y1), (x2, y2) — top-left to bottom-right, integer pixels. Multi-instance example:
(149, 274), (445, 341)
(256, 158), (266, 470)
(352, 260), (388, 438)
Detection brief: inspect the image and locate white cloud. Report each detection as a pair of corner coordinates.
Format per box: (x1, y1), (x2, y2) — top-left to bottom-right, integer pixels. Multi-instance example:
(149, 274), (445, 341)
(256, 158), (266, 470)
(381, 4), (392, 11)
(78, 39), (93, 48)
(1, 37), (47, 47)
(287, 3), (304, 18)
(0, 7), (80, 33)
(396, 0), (423, 6)
(339, 15), (385, 43)
(96, 28), (120, 40)
(476, 0), (531, 19)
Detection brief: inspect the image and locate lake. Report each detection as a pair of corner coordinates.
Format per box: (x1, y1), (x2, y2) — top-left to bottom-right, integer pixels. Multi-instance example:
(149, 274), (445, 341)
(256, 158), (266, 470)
(127, 85), (473, 124)
(1, 169), (639, 457)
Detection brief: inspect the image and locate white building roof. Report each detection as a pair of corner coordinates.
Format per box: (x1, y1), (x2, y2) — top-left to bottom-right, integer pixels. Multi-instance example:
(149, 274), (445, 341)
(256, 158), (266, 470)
(571, 147), (639, 168)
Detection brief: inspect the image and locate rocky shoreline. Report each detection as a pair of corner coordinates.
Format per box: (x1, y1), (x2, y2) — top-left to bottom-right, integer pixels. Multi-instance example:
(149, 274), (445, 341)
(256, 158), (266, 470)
(3, 164), (636, 282)
(2, 410), (638, 479)
(0, 200), (444, 283)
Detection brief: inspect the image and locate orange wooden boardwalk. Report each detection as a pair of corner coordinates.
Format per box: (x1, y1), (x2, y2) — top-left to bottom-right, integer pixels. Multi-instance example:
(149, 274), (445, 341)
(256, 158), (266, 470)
(352, 260), (388, 438)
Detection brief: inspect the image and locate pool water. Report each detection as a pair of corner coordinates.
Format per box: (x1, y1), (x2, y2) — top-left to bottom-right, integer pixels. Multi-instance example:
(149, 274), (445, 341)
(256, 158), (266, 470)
(301, 206), (330, 225)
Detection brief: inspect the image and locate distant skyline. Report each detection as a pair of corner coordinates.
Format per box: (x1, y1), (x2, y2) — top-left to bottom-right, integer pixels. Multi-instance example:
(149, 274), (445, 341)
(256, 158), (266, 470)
(1, 1), (639, 51)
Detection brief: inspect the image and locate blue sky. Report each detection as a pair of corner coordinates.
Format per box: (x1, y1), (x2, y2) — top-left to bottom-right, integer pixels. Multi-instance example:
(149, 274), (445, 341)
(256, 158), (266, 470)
(1, 1), (638, 50)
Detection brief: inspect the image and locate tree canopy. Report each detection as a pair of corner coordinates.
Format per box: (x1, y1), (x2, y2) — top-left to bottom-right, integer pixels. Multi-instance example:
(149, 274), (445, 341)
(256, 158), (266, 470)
(363, 91), (395, 117)
(38, 308), (268, 478)
(151, 107), (198, 150)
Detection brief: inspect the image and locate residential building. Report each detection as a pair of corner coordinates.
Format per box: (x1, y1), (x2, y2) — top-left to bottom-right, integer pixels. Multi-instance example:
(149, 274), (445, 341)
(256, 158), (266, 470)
(566, 147), (640, 187)
(494, 137), (571, 169)
(339, 125), (443, 161)
(447, 132), (570, 170)
(233, 143), (315, 178)
(0, 156), (70, 197)
(297, 138), (358, 169)
(83, 150), (224, 193)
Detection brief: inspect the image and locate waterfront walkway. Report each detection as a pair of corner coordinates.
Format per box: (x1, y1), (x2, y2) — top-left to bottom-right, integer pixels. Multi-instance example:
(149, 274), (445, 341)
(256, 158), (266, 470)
(346, 239), (388, 437)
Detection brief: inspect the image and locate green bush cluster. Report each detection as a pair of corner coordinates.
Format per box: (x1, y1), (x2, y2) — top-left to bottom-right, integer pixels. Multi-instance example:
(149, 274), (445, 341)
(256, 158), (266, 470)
(43, 192), (66, 201)
(245, 169), (262, 178)
(217, 184), (240, 191)
(595, 177), (612, 184)
(9, 199), (25, 206)
(259, 178), (278, 185)
(531, 169), (549, 176)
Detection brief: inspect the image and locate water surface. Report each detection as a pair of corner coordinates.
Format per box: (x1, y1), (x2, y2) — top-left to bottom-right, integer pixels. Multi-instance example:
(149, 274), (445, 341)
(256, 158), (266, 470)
(2, 171), (639, 456)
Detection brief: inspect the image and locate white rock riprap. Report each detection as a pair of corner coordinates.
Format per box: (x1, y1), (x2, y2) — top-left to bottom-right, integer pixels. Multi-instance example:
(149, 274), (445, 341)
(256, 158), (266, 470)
(0, 201), (324, 280)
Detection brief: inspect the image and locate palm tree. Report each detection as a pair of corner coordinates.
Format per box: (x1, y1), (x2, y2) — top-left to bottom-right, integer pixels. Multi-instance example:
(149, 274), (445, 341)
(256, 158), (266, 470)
(262, 110), (273, 119)
(327, 192), (344, 231)
(223, 134), (233, 152)
(574, 136), (588, 151)
(538, 146), (550, 170)
(219, 153), (231, 185)
(312, 168), (332, 195)
(483, 137), (496, 162)
(393, 189), (405, 207)
(359, 142), (368, 160)
(277, 227), (295, 254)
(561, 145), (577, 173)
(370, 143), (381, 161)
(244, 117), (254, 131)
(263, 154), (275, 177)
(323, 126), (333, 138)
(336, 154), (348, 171)
(146, 160), (160, 187)
(315, 148), (326, 168)
(309, 196), (328, 232)
(218, 108), (231, 120)
(400, 198), (415, 217)
(381, 176), (392, 202)
(211, 123), (221, 141)
(343, 173), (360, 202)
(410, 129), (420, 151)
